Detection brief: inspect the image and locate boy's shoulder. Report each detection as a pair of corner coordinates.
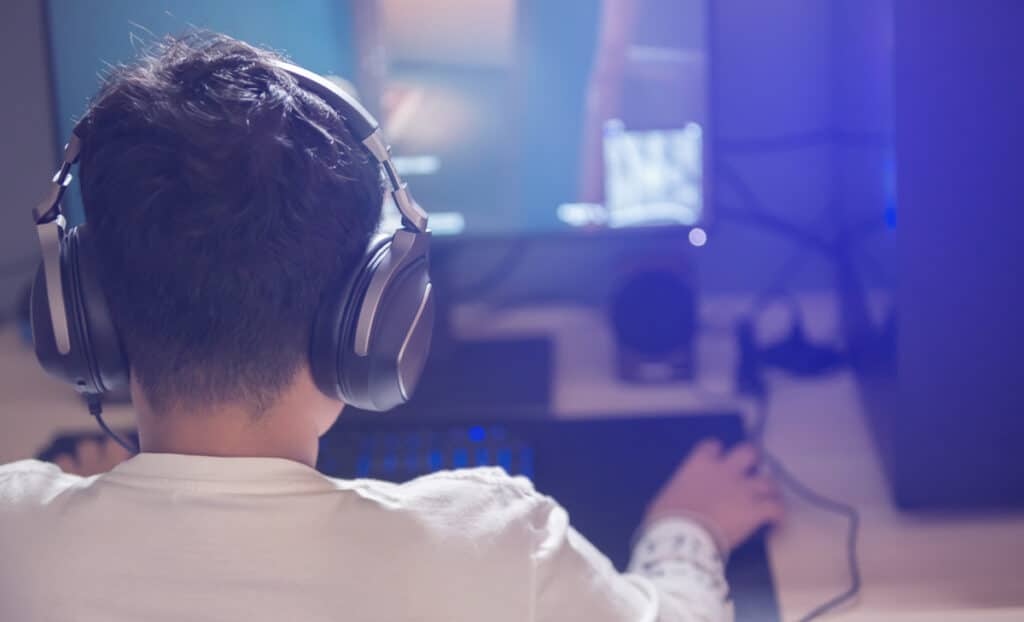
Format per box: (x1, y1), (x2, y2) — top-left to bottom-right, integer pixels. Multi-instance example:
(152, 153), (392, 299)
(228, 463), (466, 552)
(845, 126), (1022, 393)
(327, 467), (554, 536)
(334, 466), (544, 507)
(0, 459), (557, 536)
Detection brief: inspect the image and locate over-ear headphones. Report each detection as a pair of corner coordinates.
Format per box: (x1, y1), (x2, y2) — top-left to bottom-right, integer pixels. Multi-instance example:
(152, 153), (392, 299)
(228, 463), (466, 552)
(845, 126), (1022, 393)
(30, 60), (434, 415)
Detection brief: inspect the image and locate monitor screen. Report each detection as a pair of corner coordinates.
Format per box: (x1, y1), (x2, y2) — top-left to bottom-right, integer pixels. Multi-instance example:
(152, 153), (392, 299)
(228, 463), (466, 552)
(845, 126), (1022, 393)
(376, 0), (711, 235)
(46, 0), (710, 236)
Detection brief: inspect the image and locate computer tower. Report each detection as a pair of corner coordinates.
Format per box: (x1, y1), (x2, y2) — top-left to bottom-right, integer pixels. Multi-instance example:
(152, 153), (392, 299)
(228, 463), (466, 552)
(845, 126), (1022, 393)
(846, 1), (1024, 509)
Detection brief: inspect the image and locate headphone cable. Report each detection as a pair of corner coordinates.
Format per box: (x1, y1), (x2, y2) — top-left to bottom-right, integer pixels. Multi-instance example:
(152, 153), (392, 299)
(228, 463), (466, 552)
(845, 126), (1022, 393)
(85, 395), (139, 454)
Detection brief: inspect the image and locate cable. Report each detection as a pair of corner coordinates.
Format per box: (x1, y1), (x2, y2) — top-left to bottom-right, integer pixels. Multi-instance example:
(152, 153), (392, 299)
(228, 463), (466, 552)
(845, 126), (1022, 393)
(86, 395), (139, 454)
(749, 391), (861, 621)
(764, 451), (861, 622)
(714, 161), (834, 255)
(711, 129), (873, 620)
(714, 155), (892, 269)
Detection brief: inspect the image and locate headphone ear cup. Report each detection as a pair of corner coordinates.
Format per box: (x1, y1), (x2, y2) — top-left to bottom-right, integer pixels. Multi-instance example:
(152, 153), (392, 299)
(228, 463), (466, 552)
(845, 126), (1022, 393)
(310, 232), (434, 412)
(337, 257), (433, 411)
(30, 224), (128, 394)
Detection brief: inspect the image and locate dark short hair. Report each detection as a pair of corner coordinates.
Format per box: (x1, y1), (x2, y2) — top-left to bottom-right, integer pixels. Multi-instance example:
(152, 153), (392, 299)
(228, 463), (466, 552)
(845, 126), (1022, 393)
(78, 33), (383, 414)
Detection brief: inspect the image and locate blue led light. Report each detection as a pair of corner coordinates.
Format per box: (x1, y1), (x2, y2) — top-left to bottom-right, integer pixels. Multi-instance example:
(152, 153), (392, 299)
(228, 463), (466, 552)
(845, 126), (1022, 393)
(475, 448), (490, 466)
(429, 450), (443, 471)
(496, 449), (513, 472)
(356, 455), (371, 478)
(884, 206), (897, 229)
(519, 448), (534, 479)
(468, 426), (486, 442)
(883, 149), (897, 230)
(453, 448), (469, 468)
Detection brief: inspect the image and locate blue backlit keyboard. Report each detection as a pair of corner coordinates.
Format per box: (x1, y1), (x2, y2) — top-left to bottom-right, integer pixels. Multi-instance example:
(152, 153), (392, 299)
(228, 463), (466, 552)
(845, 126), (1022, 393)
(318, 424), (534, 481)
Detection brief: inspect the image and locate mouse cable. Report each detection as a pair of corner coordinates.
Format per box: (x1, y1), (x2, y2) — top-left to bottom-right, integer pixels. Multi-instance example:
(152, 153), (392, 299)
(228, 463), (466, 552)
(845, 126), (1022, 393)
(751, 394), (861, 621)
(763, 451), (861, 621)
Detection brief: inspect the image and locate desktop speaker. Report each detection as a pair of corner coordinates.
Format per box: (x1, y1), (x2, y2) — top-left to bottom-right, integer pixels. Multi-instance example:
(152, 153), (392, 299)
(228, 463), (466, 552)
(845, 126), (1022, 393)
(609, 261), (697, 383)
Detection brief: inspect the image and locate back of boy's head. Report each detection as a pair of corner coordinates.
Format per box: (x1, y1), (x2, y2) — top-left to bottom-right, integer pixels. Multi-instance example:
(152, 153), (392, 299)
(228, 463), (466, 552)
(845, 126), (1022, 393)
(77, 32), (383, 415)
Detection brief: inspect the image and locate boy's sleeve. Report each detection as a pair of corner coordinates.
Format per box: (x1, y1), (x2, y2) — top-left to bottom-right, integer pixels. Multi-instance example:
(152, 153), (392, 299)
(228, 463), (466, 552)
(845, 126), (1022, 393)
(529, 492), (732, 622)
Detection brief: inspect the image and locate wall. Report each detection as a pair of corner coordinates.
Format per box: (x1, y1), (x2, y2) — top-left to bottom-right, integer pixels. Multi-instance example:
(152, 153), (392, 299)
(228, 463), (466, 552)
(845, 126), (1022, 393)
(0, 1), (57, 316)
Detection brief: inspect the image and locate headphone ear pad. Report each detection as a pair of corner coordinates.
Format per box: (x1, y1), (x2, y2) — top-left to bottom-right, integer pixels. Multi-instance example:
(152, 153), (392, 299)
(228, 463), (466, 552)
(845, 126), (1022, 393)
(31, 224), (128, 393)
(68, 224), (129, 392)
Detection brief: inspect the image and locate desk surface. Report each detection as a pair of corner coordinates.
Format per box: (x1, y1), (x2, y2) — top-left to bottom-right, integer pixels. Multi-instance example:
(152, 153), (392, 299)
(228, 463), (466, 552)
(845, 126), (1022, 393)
(2, 293), (1023, 620)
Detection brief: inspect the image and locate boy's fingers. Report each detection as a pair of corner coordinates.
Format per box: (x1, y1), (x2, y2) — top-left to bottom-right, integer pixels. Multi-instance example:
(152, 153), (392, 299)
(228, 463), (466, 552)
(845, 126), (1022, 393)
(723, 443), (759, 474)
(749, 474), (781, 499)
(690, 439), (723, 461)
(757, 498), (786, 523)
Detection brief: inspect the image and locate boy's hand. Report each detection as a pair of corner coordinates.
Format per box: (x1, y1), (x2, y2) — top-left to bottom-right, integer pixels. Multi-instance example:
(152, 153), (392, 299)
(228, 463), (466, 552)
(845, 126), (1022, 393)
(53, 437), (132, 477)
(645, 440), (784, 555)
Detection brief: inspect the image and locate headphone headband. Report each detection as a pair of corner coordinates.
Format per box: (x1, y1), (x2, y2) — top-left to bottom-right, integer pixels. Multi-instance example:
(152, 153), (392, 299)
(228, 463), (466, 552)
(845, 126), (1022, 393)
(271, 61), (429, 233)
(32, 134), (82, 355)
(35, 61), (429, 232)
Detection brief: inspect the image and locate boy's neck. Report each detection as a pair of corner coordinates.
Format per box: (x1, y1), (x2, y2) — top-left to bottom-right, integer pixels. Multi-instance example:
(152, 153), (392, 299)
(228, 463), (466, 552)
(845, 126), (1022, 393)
(137, 406), (320, 467)
(132, 370), (341, 468)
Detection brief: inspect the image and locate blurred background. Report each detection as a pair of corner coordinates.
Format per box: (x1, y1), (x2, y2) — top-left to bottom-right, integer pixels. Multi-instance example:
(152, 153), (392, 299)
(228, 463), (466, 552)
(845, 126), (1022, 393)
(1, 1), (1022, 620)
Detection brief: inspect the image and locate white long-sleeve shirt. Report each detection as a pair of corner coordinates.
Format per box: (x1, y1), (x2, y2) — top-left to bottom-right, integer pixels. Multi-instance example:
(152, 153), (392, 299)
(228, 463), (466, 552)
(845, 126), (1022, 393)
(0, 454), (729, 621)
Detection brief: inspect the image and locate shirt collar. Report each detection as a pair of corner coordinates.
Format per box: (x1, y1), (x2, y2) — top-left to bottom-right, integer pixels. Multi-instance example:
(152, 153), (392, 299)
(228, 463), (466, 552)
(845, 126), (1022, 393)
(107, 451), (326, 484)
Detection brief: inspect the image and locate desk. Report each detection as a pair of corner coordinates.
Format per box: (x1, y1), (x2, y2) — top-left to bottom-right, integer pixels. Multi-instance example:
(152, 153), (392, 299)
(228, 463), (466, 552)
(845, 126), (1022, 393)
(2, 292), (1023, 620)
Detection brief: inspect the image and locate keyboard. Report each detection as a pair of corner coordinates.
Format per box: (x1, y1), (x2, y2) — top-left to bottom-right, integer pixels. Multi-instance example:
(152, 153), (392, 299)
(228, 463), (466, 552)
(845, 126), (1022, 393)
(318, 423), (536, 481)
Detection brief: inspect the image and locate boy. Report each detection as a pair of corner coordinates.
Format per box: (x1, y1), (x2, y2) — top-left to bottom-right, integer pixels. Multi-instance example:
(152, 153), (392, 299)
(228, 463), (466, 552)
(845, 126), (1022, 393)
(1, 34), (781, 621)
